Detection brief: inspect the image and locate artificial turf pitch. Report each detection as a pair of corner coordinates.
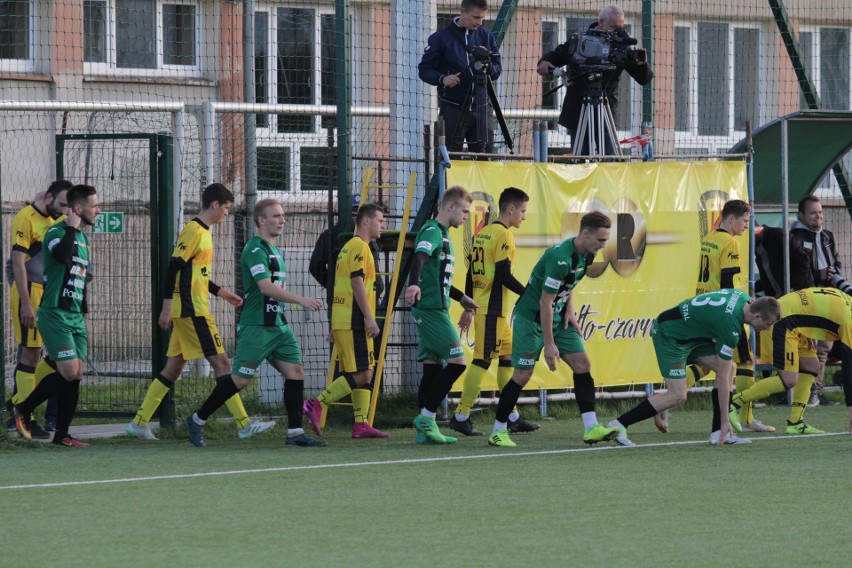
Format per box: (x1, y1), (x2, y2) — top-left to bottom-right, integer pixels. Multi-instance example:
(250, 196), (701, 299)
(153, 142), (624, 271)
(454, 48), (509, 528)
(2, 404), (851, 567)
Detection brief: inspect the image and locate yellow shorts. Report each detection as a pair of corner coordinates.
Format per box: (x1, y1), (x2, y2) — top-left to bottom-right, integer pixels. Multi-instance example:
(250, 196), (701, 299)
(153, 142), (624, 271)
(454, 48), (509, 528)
(473, 314), (512, 361)
(333, 329), (374, 373)
(758, 327), (816, 372)
(10, 281), (43, 347)
(167, 314), (225, 360)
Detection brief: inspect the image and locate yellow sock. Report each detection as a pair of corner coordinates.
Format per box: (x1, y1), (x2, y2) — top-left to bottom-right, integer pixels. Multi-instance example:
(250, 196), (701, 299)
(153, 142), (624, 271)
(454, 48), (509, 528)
(733, 375), (786, 407)
(788, 372), (816, 424)
(11, 367), (36, 405)
(457, 363), (488, 417)
(496, 363), (520, 414)
(735, 367), (756, 424)
(133, 378), (172, 427)
(351, 388), (371, 423)
(686, 365), (704, 389)
(34, 359), (52, 383)
(225, 394), (251, 430)
(318, 376), (353, 407)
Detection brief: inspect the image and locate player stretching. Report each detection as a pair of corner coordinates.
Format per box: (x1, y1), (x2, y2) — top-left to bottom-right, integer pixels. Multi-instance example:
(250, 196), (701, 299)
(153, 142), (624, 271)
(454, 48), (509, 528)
(489, 211), (619, 447)
(126, 183), (274, 441)
(14, 185), (100, 446)
(303, 203), (390, 440)
(186, 199), (324, 447)
(407, 186), (479, 444)
(450, 187), (538, 436)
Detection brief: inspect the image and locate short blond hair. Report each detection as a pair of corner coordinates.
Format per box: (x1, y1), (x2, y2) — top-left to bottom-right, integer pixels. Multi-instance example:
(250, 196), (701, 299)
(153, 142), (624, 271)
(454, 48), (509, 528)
(441, 186), (472, 209)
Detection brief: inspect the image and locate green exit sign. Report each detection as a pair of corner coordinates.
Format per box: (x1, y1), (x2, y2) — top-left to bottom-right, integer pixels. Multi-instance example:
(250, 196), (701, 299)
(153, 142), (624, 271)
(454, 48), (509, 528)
(94, 212), (124, 234)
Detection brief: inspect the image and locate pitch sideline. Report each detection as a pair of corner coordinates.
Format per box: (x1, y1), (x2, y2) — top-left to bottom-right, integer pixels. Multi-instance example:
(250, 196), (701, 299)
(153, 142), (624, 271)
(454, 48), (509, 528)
(1, 431), (847, 491)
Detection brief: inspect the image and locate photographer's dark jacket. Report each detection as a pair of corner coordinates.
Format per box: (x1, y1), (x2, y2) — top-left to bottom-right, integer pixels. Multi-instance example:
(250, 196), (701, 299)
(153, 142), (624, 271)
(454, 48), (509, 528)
(418, 18), (501, 107)
(755, 225), (813, 297)
(541, 23), (653, 133)
(789, 220), (841, 286)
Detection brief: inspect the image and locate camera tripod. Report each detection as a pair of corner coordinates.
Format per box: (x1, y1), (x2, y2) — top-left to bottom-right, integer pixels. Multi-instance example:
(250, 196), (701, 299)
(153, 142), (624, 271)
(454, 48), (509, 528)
(573, 71), (622, 157)
(450, 61), (514, 154)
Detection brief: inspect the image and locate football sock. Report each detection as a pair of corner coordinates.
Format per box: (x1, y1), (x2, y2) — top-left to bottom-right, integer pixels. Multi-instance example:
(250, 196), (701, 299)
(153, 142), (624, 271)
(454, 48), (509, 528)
(424, 363), (466, 413)
(616, 399), (658, 428)
(457, 360), (489, 417)
(318, 374), (355, 407)
(225, 389), (251, 431)
(508, 410), (520, 422)
(351, 388), (371, 423)
(133, 375), (175, 427)
(16, 371), (64, 418)
(789, 371), (816, 424)
(497, 361), (521, 415)
(495, 379), (523, 423)
(12, 363), (36, 406)
(573, 372), (596, 414)
(732, 375), (785, 407)
(581, 412), (598, 430)
(197, 375), (241, 422)
(417, 363), (441, 410)
(711, 387), (721, 432)
(53, 379), (80, 440)
(686, 364), (704, 389)
(284, 378), (304, 430)
(735, 367), (756, 424)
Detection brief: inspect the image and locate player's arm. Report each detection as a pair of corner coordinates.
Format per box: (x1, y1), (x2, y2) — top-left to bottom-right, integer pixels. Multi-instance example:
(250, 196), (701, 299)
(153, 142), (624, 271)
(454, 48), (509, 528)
(720, 268), (739, 289)
(208, 281), (243, 308)
(351, 273), (379, 337)
(257, 278), (322, 311)
(450, 285), (477, 313)
(405, 251), (429, 305)
(719, 241), (741, 289)
(494, 259), (525, 296)
(10, 249), (34, 328)
(562, 291), (580, 331)
(540, 291), (558, 371)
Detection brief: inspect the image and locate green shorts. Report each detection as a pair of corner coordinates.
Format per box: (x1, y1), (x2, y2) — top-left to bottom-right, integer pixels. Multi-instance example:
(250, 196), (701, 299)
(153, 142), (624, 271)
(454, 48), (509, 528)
(36, 307), (87, 362)
(651, 321), (719, 379)
(412, 307), (463, 364)
(511, 314), (585, 370)
(232, 324), (303, 379)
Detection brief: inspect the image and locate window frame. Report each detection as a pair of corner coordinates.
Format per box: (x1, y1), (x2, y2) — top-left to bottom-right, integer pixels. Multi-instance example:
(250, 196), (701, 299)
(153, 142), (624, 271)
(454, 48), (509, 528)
(83, 0), (202, 77)
(0, 0), (36, 73)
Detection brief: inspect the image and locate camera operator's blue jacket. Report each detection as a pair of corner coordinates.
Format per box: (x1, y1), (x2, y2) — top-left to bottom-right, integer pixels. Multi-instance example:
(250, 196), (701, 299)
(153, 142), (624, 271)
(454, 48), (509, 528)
(418, 18), (501, 107)
(541, 22), (653, 133)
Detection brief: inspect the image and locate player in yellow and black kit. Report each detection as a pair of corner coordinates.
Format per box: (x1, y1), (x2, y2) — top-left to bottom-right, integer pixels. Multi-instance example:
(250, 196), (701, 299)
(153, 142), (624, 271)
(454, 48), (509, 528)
(730, 287), (852, 434)
(5, 180), (70, 437)
(303, 203), (390, 439)
(449, 187), (538, 436)
(127, 183), (274, 441)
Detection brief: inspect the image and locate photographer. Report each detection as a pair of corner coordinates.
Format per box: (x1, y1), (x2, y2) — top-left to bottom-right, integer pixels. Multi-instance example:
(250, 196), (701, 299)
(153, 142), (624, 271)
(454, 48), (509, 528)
(536, 5), (653, 156)
(418, 0), (501, 153)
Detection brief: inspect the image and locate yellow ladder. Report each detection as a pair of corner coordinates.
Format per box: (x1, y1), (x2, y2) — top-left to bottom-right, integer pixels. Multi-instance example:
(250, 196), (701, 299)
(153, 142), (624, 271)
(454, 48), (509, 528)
(320, 167), (417, 427)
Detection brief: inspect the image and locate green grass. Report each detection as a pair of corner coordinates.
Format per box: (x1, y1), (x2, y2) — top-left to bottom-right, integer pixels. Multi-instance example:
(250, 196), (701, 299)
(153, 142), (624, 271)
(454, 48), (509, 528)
(2, 403), (851, 567)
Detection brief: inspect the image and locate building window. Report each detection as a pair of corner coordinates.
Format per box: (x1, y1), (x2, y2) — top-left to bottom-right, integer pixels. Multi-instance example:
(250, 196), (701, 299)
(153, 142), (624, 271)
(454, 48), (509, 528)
(798, 27), (851, 111)
(674, 26), (691, 132)
(0, 0), (32, 70)
(734, 28), (760, 131)
(83, 0), (200, 73)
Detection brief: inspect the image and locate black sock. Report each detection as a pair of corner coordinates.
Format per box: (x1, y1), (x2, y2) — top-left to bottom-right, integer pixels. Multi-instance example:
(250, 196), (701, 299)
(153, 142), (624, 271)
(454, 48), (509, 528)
(16, 372), (65, 418)
(424, 363), (466, 413)
(495, 379), (523, 423)
(617, 399), (658, 428)
(157, 374), (176, 389)
(711, 387), (721, 432)
(574, 372), (596, 414)
(284, 378), (304, 430)
(53, 379), (80, 440)
(197, 375), (241, 421)
(417, 363), (441, 410)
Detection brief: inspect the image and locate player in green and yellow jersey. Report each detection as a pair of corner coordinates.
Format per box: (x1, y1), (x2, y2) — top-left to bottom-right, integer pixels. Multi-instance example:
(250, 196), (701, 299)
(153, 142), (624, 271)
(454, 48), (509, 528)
(730, 287), (852, 435)
(449, 187), (538, 437)
(127, 183), (272, 441)
(489, 212), (620, 448)
(14, 185), (100, 446)
(406, 186), (479, 444)
(6, 180), (70, 437)
(185, 199), (324, 447)
(607, 290), (780, 447)
(303, 203), (390, 440)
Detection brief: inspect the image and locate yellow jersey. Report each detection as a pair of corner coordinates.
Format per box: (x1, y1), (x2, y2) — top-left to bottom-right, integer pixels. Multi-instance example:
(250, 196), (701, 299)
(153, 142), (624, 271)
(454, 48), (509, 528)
(471, 221), (515, 318)
(696, 229), (741, 295)
(332, 236), (376, 331)
(170, 218), (214, 318)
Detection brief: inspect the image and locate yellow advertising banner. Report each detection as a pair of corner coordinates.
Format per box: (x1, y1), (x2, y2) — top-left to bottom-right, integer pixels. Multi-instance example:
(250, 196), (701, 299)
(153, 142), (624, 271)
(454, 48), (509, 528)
(445, 160), (749, 390)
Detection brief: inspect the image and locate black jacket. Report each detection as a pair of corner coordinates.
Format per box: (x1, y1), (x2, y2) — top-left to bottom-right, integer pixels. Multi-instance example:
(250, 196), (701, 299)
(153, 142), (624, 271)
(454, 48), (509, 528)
(789, 220), (841, 286)
(541, 23), (653, 132)
(755, 225), (813, 297)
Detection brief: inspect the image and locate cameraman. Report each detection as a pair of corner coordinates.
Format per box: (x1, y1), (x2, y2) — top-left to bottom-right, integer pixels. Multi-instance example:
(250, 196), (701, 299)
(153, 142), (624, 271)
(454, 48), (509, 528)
(418, 0), (501, 153)
(536, 5), (653, 156)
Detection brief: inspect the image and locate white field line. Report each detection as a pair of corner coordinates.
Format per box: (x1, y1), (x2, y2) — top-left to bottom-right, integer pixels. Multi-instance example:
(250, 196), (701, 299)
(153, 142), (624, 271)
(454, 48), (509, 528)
(1, 432), (848, 492)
